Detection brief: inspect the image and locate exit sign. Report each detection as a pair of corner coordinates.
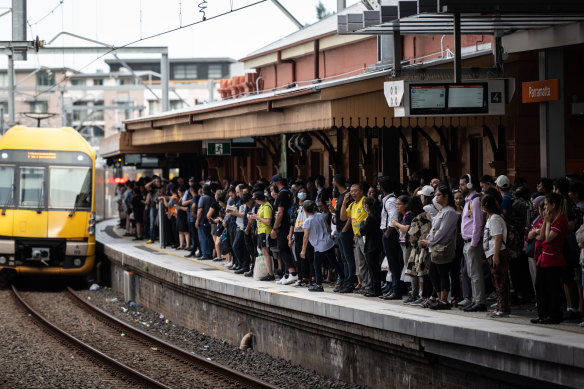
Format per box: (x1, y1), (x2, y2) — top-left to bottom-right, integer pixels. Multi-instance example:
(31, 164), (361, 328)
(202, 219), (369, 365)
(207, 142), (231, 156)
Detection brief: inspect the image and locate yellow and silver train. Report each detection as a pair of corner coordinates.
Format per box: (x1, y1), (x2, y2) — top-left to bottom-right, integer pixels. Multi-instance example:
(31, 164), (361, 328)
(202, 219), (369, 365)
(0, 126), (96, 275)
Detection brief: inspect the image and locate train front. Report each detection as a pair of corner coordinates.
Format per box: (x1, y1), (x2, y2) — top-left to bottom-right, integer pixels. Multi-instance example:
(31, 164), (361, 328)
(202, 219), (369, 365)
(0, 126), (96, 276)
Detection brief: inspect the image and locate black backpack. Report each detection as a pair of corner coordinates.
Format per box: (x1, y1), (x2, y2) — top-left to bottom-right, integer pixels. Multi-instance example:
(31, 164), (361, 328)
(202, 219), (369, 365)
(502, 214), (523, 260)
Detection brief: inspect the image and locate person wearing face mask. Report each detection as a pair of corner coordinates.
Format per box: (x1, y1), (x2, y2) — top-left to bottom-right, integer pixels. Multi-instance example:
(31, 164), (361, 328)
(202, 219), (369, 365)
(289, 187), (313, 286)
(419, 185), (459, 310)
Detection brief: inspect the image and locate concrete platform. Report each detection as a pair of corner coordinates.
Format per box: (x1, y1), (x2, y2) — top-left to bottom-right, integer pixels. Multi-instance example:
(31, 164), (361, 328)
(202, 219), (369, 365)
(97, 219), (583, 389)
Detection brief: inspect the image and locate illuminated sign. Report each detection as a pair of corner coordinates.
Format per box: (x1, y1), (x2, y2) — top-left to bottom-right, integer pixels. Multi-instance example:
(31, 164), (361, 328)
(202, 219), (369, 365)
(385, 79), (510, 117)
(27, 151), (57, 160)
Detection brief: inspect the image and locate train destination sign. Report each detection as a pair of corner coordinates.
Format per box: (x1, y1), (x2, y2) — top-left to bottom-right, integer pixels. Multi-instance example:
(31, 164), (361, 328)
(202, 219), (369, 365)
(0, 149), (93, 166)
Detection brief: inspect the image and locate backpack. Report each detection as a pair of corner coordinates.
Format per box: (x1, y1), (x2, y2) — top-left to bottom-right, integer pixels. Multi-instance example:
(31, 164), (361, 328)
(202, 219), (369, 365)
(511, 196), (529, 234)
(502, 214), (523, 260)
(278, 188), (294, 218)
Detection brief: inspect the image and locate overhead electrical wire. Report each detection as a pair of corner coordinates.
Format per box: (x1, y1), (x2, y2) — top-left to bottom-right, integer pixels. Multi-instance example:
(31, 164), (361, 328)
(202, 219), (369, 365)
(29, 0), (65, 26)
(33, 0), (268, 98)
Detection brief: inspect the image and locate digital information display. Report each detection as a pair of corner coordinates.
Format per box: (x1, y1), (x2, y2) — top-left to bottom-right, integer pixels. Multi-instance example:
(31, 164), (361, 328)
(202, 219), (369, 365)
(409, 83), (488, 115)
(448, 85), (486, 108)
(410, 85), (446, 109)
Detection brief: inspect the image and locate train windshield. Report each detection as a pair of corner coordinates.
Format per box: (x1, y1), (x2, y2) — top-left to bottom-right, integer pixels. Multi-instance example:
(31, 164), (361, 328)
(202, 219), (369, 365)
(49, 167), (91, 209)
(19, 167), (44, 208)
(0, 166), (15, 206)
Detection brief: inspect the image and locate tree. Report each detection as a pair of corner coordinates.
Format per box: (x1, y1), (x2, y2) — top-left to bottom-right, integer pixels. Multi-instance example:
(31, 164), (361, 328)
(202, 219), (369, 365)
(316, 1), (331, 20)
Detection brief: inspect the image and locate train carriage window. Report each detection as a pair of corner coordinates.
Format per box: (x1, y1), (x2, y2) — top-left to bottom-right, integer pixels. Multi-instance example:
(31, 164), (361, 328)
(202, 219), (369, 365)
(0, 166), (15, 206)
(49, 167), (91, 209)
(19, 167), (45, 208)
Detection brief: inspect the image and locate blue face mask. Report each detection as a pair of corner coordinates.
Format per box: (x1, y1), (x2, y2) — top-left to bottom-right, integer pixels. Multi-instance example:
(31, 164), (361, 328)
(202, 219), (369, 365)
(298, 192), (307, 200)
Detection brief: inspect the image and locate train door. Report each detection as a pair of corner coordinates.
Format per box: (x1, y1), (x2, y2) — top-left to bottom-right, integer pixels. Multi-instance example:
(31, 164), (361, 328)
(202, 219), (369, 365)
(16, 166), (48, 238)
(0, 165), (16, 237)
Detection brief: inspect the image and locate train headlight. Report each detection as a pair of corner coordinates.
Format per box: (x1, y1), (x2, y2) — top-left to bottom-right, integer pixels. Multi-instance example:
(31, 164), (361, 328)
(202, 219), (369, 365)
(89, 212), (96, 227)
(73, 258), (83, 267)
(0, 256), (7, 265)
(1, 153), (7, 159)
(88, 226), (95, 236)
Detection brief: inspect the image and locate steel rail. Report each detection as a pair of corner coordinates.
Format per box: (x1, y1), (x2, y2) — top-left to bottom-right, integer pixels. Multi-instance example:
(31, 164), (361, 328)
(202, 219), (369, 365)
(66, 286), (277, 389)
(10, 285), (171, 389)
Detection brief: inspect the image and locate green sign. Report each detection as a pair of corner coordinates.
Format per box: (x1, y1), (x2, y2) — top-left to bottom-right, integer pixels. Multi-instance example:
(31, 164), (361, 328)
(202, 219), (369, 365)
(207, 142), (231, 156)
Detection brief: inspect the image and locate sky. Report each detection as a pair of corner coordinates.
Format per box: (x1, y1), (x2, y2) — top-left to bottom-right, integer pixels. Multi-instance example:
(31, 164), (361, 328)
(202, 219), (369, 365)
(0, 0), (360, 72)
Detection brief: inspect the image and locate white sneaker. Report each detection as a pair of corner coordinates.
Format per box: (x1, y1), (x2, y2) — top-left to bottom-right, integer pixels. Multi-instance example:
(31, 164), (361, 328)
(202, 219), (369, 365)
(282, 274), (298, 285)
(276, 275), (287, 285)
(195, 249), (201, 257)
(458, 298), (472, 308)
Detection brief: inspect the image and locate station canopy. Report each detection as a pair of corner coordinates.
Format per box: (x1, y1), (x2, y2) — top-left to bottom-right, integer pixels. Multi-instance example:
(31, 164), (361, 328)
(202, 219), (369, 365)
(338, 0), (584, 36)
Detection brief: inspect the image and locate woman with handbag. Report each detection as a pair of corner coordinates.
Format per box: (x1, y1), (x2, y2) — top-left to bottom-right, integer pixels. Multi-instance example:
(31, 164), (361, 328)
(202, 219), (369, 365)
(419, 185), (459, 310)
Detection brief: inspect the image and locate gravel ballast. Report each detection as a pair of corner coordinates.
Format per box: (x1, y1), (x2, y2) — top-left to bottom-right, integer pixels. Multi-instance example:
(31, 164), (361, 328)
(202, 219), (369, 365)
(76, 286), (364, 389)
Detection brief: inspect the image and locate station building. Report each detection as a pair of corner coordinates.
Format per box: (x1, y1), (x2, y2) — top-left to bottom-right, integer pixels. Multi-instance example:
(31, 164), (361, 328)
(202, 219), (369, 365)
(100, 1), (584, 189)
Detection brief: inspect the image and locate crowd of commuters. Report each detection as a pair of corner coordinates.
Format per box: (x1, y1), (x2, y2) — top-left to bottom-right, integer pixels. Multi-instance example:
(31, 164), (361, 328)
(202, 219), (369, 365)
(115, 170), (584, 325)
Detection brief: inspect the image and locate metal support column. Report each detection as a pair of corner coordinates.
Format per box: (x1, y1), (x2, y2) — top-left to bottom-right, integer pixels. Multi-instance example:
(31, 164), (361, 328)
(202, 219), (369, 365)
(392, 32), (402, 77)
(60, 90), (67, 126)
(280, 133), (288, 177)
(161, 53), (169, 112)
(7, 54), (15, 127)
(12, 0), (27, 61)
(453, 12), (462, 83)
(539, 49), (566, 178)
(159, 199), (166, 249)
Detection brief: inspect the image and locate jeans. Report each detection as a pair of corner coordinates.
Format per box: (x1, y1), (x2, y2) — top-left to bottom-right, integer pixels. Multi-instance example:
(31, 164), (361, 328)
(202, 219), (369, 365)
(336, 231), (356, 288)
(463, 242), (486, 304)
(149, 207), (158, 241)
(382, 229), (402, 295)
(197, 223), (213, 258)
(233, 228), (249, 269)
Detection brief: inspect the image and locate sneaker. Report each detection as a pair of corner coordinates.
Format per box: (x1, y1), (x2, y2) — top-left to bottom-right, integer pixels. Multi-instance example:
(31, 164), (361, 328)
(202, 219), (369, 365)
(339, 286), (354, 293)
(276, 275), (287, 284)
(293, 279), (305, 287)
(457, 298), (472, 309)
(281, 274), (298, 285)
(333, 285), (342, 293)
(308, 284), (324, 292)
(259, 274), (275, 281)
(244, 270), (253, 277)
(489, 310), (510, 318)
(146, 239), (154, 244)
(429, 300), (451, 310)
(403, 295), (418, 305)
(234, 268), (249, 275)
(409, 297), (426, 306)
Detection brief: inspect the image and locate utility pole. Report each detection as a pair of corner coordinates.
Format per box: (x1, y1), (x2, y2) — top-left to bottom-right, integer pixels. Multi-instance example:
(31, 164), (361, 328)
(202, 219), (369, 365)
(7, 54), (15, 127)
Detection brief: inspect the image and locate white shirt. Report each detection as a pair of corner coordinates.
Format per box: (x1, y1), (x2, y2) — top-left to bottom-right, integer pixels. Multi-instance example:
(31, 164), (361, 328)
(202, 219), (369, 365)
(483, 214), (507, 258)
(380, 193), (398, 230)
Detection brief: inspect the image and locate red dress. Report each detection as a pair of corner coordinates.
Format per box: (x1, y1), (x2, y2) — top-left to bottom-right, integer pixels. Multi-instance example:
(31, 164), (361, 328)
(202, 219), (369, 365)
(537, 216), (567, 267)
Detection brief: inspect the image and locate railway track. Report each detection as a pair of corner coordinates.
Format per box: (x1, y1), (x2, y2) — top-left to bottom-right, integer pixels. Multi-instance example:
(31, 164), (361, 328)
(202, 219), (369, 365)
(11, 285), (276, 389)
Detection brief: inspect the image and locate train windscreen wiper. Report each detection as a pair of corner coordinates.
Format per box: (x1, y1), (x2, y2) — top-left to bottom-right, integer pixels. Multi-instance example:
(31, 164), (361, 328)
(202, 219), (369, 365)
(37, 181), (44, 214)
(1, 184), (15, 216)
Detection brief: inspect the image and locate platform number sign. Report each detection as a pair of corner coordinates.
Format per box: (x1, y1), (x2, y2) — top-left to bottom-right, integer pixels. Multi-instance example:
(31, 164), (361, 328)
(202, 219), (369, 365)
(491, 91), (502, 104)
(207, 142), (231, 156)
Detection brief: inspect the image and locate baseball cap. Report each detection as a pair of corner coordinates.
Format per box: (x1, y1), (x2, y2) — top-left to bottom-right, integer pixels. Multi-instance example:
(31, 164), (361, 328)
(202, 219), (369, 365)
(495, 175), (510, 189)
(271, 174), (282, 184)
(417, 185), (435, 197)
(532, 195), (545, 209)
